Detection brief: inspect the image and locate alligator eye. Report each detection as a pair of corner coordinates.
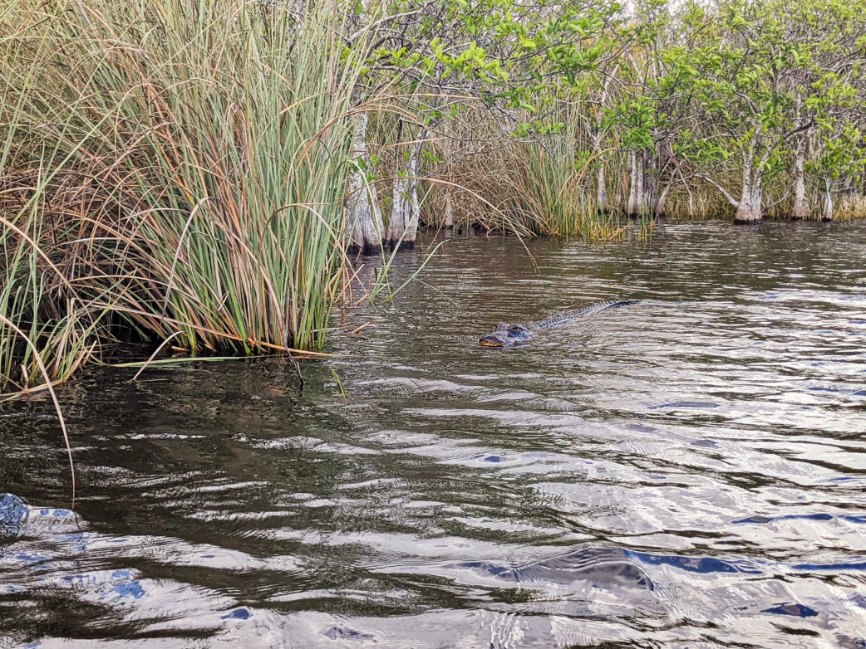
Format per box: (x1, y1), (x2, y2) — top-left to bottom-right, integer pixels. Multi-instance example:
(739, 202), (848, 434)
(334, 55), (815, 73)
(509, 325), (525, 334)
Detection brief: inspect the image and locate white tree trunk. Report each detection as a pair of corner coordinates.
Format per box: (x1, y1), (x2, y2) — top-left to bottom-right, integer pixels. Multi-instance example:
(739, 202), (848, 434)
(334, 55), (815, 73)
(655, 182), (672, 218)
(590, 74), (612, 214)
(642, 150), (658, 215)
(626, 151), (639, 216)
(614, 165), (624, 212)
(386, 131), (425, 249)
(596, 164), (607, 213)
(822, 178), (833, 222)
(734, 189), (762, 223)
(345, 113), (384, 253)
(730, 142), (763, 224)
(791, 140), (809, 220)
(734, 169), (763, 224)
(442, 124), (455, 229)
(387, 174), (410, 246)
(407, 144), (421, 246)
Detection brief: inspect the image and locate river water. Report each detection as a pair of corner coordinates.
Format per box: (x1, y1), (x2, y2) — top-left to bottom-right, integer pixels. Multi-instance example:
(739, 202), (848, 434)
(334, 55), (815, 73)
(1, 222), (865, 648)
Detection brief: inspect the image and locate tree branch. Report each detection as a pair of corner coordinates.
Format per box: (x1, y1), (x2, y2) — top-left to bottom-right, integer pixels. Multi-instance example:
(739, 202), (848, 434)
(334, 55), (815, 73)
(764, 189), (791, 210)
(696, 174), (740, 208)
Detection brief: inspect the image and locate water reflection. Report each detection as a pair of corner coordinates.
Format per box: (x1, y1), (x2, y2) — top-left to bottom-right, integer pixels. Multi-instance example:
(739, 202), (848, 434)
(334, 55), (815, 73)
(1, 221), (865, 647)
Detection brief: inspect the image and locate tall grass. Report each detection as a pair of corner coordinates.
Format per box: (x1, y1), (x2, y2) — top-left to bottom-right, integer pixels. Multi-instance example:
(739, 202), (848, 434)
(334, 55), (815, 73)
(0, 200), (104, 394)
(0, 19), (102, 395)
(416, 105), (634, 241)
(518, 139), (628, 241)
(0, 0), (366, 389)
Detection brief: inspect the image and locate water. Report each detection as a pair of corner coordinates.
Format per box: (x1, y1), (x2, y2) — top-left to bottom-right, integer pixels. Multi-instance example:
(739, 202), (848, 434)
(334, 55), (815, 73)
(1, 221), (865, 648)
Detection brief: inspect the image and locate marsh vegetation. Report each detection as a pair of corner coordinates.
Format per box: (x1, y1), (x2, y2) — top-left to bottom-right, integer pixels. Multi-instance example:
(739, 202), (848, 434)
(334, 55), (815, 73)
(1, 0), (865, 395)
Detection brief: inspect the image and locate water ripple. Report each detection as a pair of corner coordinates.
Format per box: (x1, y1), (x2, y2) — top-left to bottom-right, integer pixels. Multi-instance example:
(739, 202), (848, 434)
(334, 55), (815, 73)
(2, 222), (865, 647)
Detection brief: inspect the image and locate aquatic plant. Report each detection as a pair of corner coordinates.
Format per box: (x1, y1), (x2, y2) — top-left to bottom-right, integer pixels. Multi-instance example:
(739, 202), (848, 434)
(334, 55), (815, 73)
(0, 0), (369, 393)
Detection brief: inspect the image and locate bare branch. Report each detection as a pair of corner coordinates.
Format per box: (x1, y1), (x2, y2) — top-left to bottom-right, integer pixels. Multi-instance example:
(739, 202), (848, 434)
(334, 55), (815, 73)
(696, 174), (740, 208)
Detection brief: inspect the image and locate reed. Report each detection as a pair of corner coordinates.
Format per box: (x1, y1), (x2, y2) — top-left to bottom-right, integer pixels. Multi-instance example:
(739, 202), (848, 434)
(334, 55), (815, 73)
(1, 0), (365, 376)
(518, 138), (627, 242)
(0, 27), (99, 395)
(419, 110), (627, 241)
(0, 202), (103, 395)
(408, 100), (634, 241)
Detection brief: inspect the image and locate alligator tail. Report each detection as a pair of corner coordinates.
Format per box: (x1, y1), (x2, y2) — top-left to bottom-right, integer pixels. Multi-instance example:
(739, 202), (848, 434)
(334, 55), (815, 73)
(533, 300), (640, 330)
(598, 299), (641, 312)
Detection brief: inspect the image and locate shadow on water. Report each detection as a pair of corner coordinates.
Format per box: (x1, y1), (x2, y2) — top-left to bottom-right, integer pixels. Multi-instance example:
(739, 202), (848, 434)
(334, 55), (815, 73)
(1, 221), (866, 647)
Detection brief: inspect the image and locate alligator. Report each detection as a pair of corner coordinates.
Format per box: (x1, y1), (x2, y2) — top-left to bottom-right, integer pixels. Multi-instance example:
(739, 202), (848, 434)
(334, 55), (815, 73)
(479, 300), (640, 347)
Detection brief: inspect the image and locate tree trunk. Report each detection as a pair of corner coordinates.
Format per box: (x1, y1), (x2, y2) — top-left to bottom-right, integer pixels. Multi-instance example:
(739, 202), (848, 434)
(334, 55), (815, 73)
(697, 146), (764, 224)
(443, 189), (454, 229)
(387, 173), (410, 247)
(642, 150), (658, 215)
(730, 136), (762, 224)
(442, 123), (455, 229)
(615, 161), (625, 213)
(386, 130), (425, 249)
(345, 113), (384, 253)
(655, 182), (672, 218)
(590, 75), (612, 215)
(791, 140), (809, 220)
(626, 151), (639, 217)
(734, 192), (762, 223)
(596, 164), (607, 214)
(407, 143), (422, 245)
(822, 178), (833, 222)
(733, 157), (763, 224)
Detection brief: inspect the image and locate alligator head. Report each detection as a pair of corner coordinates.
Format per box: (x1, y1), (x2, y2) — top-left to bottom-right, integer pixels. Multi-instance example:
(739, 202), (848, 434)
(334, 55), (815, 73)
(479, 323), (533, 347)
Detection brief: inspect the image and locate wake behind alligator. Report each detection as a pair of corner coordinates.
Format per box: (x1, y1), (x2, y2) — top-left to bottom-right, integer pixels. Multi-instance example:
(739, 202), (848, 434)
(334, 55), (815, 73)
(479, 300), (640, 347)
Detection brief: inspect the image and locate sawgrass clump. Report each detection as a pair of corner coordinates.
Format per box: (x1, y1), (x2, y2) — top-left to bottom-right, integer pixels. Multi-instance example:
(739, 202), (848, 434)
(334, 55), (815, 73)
(0, 0), (366, 395)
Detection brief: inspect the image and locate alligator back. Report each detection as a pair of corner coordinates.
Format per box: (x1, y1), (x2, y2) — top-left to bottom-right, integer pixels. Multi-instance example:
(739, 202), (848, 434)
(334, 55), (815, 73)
(531, 300), (640, 330)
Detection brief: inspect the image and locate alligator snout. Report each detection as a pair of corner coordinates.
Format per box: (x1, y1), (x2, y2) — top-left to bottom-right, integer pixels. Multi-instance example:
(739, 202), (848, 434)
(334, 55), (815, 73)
(479, 333), (508, 347)
(479, 324), (533, 347)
